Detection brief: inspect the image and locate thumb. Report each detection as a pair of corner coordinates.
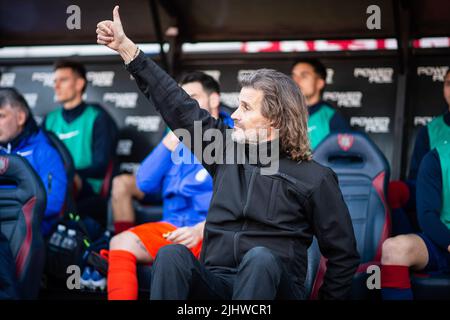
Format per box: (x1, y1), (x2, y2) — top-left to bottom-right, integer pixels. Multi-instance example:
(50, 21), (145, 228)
(113, 5), (121, 24)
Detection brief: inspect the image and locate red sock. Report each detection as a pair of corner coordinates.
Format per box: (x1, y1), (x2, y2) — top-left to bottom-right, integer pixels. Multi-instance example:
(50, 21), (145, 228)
(107, 250), (138, 300)
(381, 265), (411, 289)
(114, 221), (134, 234)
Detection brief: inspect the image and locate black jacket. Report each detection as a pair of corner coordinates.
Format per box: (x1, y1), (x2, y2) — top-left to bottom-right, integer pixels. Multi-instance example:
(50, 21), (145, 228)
(126, 51), (360, 300)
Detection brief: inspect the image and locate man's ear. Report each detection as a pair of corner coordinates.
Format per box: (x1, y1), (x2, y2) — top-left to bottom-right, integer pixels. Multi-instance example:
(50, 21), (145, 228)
(209, 92), (221, 113)
(316, 78), (325, 92)
(17, 110), (27, 127)
(76, 77), (86, 94)
(268, 122), (279, 140)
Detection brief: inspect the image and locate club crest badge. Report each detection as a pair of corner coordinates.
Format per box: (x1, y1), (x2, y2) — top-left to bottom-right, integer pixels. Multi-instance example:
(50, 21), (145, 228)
(337, 134), (354, 152)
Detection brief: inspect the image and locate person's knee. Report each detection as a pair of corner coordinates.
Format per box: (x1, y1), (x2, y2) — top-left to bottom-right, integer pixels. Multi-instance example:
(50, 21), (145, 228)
(242, 247), (279, 270)
(155, 244), (193, 265)
(110, 231), (136, 252)
(381, 235), (416, 266)
(112, 175), (134, 200)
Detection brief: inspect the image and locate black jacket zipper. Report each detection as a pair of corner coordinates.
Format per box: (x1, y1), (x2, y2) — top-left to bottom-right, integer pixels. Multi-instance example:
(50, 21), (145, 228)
(233, 169), (256, 266)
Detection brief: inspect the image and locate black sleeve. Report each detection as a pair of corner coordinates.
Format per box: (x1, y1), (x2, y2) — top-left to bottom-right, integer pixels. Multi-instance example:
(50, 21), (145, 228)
(417, 149), (450, 250)
(77, 110), (118, 179)
(329, 111), (351, 133)
(408, 126), (430, 180)
(310, 170), (360, 300)
(125, 51), (228, 175)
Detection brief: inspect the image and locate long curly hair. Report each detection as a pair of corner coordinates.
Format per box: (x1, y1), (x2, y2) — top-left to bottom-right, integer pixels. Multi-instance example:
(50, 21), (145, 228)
(240, 69), (312, 162)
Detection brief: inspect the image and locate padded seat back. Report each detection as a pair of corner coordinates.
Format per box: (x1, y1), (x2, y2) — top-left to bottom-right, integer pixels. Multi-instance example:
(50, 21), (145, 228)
(0, 155), (46, 299)
(311, 132), (391, 299)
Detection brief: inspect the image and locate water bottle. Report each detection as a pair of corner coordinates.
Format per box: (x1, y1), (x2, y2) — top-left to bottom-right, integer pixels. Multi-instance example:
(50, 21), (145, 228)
(61, 229), (77, 250)
(67, 229), (78, 250)
(49, 224), (66, 246)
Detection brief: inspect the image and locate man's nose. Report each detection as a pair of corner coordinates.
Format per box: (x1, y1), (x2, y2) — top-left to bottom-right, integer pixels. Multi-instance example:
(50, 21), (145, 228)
(231, 109), (240, 121)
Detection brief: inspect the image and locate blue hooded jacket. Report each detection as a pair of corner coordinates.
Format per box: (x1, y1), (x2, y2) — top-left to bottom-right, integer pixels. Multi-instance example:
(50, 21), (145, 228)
(0, 117), (67, 236)
(136, 112), (233, 227)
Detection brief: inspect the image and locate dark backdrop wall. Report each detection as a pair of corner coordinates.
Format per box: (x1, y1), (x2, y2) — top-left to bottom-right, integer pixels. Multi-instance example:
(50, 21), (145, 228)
(1, 51), (448, 178)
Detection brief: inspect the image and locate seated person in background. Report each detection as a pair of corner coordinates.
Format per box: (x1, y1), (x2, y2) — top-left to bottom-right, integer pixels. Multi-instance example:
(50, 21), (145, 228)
(0, 88), (67, 236)
(106, 71), (233, 300)
(381, 143), (450, 300)
(111, 71), (233, 234)
(409, 69), (450, 182)
(389, 68), (450, 234)
(43, 59), (118, 228)
(291, 58), (350, 150)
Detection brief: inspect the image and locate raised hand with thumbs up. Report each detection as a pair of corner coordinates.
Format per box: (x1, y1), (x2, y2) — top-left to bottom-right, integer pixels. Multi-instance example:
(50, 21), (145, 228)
(96, 6), (139, 64)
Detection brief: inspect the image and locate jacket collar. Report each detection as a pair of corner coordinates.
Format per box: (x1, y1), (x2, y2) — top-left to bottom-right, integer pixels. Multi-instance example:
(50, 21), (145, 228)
(61, 101), (87, 123)
(243, 138), (284, 168)
(444, 110), (450, 126)
(308, 100), (325, 116)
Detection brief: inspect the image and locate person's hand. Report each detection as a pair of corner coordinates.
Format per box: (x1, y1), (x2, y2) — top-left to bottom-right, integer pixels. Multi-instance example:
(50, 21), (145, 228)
(448, 244), (450, 253)
(96, 6), (126, 51)
(164, 222), (204, 248)
(162, 130), (180, 151)
(96, 6), (137, 63)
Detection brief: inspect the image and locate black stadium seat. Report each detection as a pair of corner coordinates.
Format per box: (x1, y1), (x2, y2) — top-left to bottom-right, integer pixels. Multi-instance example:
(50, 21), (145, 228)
(133, 200), (163, 224)
(311, 132), (391, 299)
(0, 155), (46, 299)
(304, 238), (321, 298)
(411, 273), (450, 299)
(100, 160), (116, 199)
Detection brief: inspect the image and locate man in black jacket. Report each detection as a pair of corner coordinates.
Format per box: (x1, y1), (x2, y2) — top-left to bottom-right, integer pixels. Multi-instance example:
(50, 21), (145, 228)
(96, 6), (359, 300)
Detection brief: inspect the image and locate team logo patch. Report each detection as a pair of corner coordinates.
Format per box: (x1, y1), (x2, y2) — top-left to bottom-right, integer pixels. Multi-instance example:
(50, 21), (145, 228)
(337, 134), (354, 152)
(0, 157), (9, 174)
